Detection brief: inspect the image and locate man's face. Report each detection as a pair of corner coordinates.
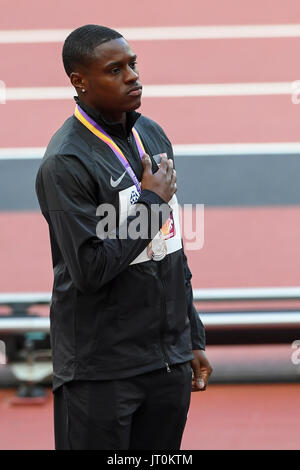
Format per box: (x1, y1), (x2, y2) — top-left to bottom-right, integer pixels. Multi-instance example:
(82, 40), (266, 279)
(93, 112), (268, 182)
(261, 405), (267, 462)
(74, 37), (142, 119)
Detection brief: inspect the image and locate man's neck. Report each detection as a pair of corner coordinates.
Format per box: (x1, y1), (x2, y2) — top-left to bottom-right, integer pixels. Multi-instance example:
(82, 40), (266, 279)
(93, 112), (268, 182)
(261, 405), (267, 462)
(102, 110), (127, 130)
(80, 98), (126, 130)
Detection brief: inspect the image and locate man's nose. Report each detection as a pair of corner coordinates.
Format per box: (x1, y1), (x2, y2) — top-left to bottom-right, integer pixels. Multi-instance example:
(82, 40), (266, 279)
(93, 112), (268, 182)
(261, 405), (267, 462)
(124, 65), (139, 82)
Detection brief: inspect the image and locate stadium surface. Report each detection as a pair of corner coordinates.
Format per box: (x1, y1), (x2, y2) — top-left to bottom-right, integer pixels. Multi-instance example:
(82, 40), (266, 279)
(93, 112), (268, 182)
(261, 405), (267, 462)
(1, 382), (300, 450)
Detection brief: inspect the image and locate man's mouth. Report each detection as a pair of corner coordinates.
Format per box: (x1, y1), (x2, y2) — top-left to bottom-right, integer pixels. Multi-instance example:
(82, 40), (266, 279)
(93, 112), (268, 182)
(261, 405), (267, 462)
(127, 85), (142, 96)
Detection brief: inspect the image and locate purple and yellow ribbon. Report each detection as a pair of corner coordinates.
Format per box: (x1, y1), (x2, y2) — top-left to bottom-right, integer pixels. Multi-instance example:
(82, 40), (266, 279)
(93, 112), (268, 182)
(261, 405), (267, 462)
(75, 104), (175, 240)
(74, 104), (145, 194)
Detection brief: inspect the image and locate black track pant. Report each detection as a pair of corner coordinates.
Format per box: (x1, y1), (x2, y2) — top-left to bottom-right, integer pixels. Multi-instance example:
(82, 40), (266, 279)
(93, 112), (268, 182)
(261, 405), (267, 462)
(54, 362), (192, 450)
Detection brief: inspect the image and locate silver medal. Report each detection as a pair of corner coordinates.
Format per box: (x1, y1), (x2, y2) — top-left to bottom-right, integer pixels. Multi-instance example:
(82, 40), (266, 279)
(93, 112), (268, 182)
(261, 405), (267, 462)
(147, 230), (167, 261)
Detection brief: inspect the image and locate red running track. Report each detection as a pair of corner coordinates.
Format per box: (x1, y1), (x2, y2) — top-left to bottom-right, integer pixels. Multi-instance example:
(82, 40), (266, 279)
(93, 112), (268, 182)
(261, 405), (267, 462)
(1, 1), (300, 148)
(2, 207), (300, 292)
(182, 382), (300, 450)
(2, 38), (300, 87)
(1, 95), (299, 148)
(1, 383), (300, 450)
(1, 0), (300, 30)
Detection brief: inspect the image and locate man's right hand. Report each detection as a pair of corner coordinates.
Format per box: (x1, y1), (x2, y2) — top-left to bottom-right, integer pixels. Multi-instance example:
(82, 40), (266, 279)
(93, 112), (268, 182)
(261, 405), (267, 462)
(141, 153), (177, 203)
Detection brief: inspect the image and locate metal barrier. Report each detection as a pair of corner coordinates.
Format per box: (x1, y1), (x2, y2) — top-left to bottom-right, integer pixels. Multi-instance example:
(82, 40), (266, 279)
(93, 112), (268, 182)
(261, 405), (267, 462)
(1, 288), (300, 393)
(193, 287), (300, 330)
(193, 287), (300, 301)
(1, 288), (300, 332)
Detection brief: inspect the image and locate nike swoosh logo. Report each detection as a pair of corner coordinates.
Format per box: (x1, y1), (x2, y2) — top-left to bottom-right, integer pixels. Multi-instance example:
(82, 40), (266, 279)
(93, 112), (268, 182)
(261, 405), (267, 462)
(110, 171), (127, 188)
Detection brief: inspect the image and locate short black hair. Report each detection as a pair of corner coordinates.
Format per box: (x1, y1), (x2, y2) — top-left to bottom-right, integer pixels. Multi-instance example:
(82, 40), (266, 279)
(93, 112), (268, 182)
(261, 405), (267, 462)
(62, 24), (123, 76)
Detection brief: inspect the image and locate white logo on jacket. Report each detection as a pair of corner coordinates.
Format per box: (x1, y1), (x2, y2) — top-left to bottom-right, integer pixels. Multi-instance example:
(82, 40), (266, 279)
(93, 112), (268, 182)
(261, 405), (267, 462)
(110, 171), (127, 188)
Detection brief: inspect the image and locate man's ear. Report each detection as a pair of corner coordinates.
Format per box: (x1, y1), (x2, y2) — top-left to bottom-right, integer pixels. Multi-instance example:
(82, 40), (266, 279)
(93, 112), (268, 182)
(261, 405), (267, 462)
(70, 72), (87, 92)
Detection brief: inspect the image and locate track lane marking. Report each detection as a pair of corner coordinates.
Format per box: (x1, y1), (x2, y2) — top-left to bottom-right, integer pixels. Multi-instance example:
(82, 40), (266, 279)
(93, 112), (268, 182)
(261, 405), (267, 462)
(1, 24), (300, 43)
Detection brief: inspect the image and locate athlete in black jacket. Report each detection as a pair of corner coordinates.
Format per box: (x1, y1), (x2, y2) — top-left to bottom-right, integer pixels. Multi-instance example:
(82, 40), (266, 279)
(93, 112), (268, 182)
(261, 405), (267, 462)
(35, 24), (212, 450)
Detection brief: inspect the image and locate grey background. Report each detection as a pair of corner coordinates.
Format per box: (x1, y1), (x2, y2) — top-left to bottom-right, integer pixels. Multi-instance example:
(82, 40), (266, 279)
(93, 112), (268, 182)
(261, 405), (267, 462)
(0, 153), (300, 211)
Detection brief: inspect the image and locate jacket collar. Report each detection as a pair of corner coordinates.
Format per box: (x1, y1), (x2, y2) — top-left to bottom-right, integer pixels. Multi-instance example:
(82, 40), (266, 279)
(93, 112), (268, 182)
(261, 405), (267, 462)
(74, 96), (141, 139)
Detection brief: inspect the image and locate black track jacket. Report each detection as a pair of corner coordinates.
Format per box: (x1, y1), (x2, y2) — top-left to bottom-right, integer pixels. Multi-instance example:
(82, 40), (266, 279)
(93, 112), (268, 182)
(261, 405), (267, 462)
(35, 97), (206, 391)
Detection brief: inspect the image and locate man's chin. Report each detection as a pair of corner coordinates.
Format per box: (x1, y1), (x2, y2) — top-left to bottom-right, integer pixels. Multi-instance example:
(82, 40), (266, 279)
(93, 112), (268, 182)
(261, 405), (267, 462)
(127, 97), (142, 112)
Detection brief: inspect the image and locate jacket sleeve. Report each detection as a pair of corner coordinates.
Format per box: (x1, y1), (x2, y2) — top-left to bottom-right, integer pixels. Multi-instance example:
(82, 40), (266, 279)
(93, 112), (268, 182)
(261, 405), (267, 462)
(182, 246), (206, 351)
(36, 153), (170, 294)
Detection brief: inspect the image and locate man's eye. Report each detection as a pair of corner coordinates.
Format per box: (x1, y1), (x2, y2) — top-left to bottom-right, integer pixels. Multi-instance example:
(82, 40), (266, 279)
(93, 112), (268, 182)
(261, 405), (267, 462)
(111, 68), (120, 75)
(130, 61), (137, 69)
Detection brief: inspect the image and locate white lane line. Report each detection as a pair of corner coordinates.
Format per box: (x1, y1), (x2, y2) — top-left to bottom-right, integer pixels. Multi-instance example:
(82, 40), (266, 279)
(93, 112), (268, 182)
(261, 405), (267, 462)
(0, 148), (46, 159)
(1, 143), (300, 160)
(1, 24), (300, 43)
(173, 142), (300, 156)
(143, 82), (294, 97)
(3, 82), (296, 100)
(5, 87), (73, 100)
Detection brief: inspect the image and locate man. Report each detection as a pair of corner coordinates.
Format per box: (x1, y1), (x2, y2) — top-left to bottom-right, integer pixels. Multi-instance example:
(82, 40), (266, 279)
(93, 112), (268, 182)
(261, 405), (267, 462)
(35, 24), (212, 450)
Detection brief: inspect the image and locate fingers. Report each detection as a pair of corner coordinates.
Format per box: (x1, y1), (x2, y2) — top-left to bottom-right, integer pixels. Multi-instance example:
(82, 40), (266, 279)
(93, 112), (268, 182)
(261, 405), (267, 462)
(159, 153), (168, 172)
(192, 367), (212, 392)
(190, 351), (213, 392)
(190, 358), (203, 390)
(142, 153), (152, 175)
(159, 157), (176, 186)
(141, 153), (176, 202)
(171, 168), (177, 193)
(191, 369), (206, 392)
(166, 158), (174, 183)
(192, 379), (205, 392)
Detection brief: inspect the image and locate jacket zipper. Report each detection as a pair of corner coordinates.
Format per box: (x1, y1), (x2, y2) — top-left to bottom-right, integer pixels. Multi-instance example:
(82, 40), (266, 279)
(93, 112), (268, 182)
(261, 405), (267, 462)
(158, 265), (171, 373)
(127, 134), (171, 373)
(127, 135), (138, 162)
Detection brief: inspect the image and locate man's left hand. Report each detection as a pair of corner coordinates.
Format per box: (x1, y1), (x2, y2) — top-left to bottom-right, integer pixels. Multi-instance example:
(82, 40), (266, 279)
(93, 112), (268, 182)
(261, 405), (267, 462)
(190, 349), (213, 392)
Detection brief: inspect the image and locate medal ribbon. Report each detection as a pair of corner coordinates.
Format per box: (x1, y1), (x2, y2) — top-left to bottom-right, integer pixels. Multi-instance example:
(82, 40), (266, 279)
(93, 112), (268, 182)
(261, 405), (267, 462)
(74, 103), (175, 244)
(74, 104), (145, 194)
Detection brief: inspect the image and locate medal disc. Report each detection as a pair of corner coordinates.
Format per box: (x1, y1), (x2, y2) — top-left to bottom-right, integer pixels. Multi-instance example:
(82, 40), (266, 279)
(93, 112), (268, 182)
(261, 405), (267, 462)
(147, 231), (167, 261)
